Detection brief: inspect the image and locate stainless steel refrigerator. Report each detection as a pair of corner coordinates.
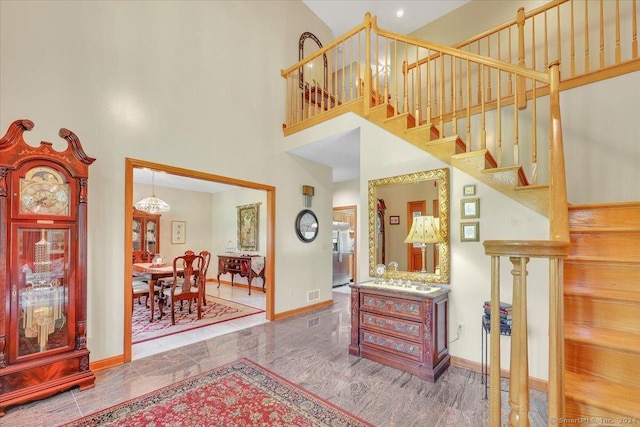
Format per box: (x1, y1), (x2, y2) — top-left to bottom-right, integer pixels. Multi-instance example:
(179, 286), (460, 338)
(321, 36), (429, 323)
(332, 221), (353, 287)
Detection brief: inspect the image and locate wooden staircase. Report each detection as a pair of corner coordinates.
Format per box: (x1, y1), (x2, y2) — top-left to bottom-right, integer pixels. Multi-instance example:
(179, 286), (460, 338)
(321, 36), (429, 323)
(564, 202), (640, 421)
(366, 102), (550, 216)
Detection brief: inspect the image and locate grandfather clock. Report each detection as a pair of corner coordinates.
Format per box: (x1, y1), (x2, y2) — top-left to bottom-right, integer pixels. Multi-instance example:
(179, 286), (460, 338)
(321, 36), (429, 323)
(0, 119), (96, 415)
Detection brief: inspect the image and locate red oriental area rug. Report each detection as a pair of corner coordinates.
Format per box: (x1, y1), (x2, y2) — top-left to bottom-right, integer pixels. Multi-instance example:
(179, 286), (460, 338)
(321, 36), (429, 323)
(62, 358), (373, 427)
(132, 295), (264, 344)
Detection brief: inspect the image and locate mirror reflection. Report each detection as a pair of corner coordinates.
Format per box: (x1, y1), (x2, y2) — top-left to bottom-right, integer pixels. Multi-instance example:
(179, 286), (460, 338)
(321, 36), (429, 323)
(369, 168), (450, 284)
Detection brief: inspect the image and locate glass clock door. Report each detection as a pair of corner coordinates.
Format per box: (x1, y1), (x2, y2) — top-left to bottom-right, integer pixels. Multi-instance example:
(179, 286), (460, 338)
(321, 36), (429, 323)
(12, 225), (73, 360)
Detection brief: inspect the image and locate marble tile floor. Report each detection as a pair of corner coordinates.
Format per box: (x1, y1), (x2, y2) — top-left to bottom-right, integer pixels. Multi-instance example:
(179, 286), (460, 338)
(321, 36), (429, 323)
(3, 287), (548, 426)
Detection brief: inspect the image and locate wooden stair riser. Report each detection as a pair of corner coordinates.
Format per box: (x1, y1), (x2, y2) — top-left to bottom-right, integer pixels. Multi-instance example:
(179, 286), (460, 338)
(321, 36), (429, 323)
(565, 397), (640, 422)
(368, 103), (395, 122)
(564, 260), (640, 292)
(569, 232), (640, 261)
(565, 341), (640, 385)
(565, 296), (640, 333)
(382, 113), (415, 135)
(565, 371), (640, 420)
(569, 203), (640, 228)
(404, 122), (440, 145)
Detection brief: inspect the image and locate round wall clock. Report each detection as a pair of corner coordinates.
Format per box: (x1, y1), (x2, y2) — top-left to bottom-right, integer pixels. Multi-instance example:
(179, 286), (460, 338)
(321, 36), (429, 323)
(295, 209), (319, 243)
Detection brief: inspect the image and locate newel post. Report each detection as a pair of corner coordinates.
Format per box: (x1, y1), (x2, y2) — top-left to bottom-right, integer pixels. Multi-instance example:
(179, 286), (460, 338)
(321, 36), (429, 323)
(548, 60), (568, 424)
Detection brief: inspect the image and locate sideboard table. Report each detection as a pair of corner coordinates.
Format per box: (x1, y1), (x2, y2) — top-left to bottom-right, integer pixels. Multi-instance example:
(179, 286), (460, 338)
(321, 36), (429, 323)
(217, 255), (265, 295)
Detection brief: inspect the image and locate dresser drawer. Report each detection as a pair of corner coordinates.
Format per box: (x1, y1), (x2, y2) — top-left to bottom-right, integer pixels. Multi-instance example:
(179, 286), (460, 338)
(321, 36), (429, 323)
(360, 329), (423, 361)
(360, 293), (423, 321)
(360, 311), (422, 342)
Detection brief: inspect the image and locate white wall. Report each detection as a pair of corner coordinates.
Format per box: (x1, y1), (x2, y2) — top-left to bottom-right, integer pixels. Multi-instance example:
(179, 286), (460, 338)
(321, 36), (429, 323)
(211, 187), (267, 287)
(133, 183), (214, 262)
(561, 72), (640, 203)
(0, 0), (334, 361)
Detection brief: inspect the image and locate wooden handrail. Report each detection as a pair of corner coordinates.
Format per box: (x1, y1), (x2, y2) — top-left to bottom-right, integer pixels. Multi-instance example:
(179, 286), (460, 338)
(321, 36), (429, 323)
(373, 25), (549, 83)
(280, 16), (370, 78)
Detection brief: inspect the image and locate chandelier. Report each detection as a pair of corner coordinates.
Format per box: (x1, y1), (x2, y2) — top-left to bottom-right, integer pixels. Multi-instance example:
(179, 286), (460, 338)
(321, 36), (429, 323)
(134, 170), (171, 214)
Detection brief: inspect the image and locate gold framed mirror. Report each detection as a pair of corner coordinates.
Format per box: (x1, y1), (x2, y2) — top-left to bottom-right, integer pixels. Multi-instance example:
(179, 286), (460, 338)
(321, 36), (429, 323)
(368, 168), (450, 284)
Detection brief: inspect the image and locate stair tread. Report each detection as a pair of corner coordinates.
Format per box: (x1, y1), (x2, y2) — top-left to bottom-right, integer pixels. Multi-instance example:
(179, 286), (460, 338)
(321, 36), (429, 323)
(567, 255), (640, 263)
(482, 164), (522, 173)
(565, 371), (640, 418)
(571, 226), (640, 233)
(565, 286), (640, 302)
(565, 258), (640, 267)
(514, 184), (549, 192)
(565, 323), (640, 353)
(404, 122), (434, 134)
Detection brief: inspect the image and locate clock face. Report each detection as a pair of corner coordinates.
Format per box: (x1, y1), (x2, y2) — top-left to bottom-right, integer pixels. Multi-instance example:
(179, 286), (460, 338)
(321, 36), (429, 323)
(295, 209), (319, 243)
(19, 166), (71, 216)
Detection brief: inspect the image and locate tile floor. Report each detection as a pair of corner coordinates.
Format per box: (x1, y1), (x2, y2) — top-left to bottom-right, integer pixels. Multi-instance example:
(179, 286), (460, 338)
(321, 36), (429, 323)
(132, 282), (268, 359)
(2, 284), (548, 426)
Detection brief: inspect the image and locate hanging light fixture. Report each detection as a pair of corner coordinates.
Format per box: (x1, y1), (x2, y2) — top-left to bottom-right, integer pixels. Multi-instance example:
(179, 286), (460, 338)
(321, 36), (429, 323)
(134, 170), (171, 214)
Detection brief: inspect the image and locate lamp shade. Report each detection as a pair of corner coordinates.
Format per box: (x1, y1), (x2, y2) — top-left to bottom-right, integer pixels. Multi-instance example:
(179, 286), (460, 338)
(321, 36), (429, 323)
(134, 195), (171, 214)
(134, 171), (171, 214)
(404, 216), (444, 245)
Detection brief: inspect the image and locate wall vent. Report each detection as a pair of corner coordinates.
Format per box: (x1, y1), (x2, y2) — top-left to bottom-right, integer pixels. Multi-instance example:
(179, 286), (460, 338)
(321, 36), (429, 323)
(307, 316), (320, 328)
(307, 289), (320, 303)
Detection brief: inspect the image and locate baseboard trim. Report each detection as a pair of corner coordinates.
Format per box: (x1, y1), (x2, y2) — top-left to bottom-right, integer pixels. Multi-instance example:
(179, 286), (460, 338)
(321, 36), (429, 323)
(450, 356), (548, 393)
(91, 354), (124, 372)
(272, 299), (334, 320)
(216, 279), (265, 293)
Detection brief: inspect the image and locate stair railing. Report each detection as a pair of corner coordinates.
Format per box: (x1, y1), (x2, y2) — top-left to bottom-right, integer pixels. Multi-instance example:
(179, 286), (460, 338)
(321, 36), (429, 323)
(281, 15), (374, 131)
(409, 0), (639, 96)
(373, 22), (550, 186)
(282, 14), (554, 187)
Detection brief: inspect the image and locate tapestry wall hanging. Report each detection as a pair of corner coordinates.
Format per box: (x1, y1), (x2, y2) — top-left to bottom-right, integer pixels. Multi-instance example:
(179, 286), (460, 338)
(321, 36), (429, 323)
(237, 202), (260, 251)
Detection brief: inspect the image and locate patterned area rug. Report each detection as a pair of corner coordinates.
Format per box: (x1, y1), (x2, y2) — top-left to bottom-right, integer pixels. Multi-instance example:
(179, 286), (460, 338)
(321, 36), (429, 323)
(132, 295), (264, 344)
(62, 358), (373, 427)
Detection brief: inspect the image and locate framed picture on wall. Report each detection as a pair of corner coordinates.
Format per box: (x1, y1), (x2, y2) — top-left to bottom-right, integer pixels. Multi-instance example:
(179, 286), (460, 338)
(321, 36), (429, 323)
(389, 215), (400, 225)
(460, 222), (479, 242)
(463, 184), (476, 196)
(171, 221), (186, 244)
(237, 202), (260, 251)
(461, 198), (480, 219)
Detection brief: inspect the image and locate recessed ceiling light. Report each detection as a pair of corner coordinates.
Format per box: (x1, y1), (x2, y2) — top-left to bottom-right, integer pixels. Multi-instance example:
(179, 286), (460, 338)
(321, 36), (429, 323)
(396, 9), (404, 18)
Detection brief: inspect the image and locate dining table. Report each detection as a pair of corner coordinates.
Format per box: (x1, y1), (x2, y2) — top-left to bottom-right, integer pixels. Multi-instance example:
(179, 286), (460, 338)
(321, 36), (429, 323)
(132, 262), (191, 322)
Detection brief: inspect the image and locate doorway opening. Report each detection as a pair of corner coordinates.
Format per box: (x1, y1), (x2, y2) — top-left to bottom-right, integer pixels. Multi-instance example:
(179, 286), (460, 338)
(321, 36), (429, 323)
(124, 158), (275, 362)
(332, 205), (357, 288)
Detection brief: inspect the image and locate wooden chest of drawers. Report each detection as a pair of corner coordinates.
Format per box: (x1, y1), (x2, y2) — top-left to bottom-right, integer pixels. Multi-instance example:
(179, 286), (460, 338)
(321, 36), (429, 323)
(349, 284), (450, 382)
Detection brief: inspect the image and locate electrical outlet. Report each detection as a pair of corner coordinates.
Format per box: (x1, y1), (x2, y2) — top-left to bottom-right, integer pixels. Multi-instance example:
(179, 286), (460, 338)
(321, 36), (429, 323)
(457, 322), (465, 337)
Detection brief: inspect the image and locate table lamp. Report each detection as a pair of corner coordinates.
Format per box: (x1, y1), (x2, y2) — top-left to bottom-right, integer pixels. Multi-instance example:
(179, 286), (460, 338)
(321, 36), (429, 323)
(403, 215), (444, 273)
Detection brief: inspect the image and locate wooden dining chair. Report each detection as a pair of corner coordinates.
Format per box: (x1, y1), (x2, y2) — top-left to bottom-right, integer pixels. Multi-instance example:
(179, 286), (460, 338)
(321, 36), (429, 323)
(161, 252), (204, 325)
(131, 252), (157, 309)
(197, 250), (211, 306)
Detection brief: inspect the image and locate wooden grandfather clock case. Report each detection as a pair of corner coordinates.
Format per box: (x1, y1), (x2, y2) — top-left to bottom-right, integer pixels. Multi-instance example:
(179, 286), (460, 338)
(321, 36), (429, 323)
(0, 119), (96, 415)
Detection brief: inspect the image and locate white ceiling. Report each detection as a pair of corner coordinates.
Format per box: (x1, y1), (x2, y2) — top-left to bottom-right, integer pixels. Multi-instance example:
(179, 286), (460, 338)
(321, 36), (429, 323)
(293, 0), (470, 183)
(302, 0), (470, 39)
(289, 128), (361, 183)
